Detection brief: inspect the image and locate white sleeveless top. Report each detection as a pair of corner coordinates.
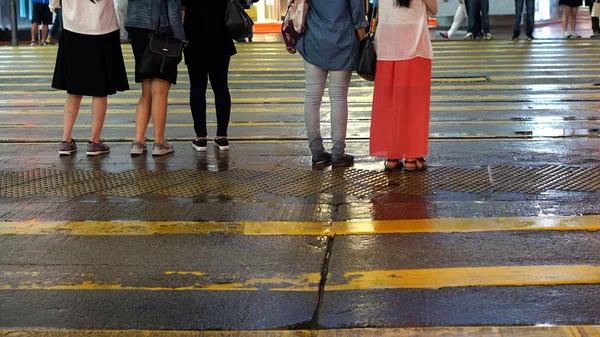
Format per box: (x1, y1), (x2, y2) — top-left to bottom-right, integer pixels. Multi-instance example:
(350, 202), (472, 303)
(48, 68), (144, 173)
(375, 0), (435, 61)
(50, 0), (119, 35)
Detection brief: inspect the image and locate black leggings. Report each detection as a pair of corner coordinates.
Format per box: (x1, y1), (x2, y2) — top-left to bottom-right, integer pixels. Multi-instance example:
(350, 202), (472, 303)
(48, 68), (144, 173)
(187, 57), (232, 138)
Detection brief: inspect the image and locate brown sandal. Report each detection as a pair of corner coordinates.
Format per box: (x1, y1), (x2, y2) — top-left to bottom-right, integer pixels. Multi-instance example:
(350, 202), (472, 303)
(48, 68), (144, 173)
(384, 159), (402, 171)
(404, 157), (427, 171)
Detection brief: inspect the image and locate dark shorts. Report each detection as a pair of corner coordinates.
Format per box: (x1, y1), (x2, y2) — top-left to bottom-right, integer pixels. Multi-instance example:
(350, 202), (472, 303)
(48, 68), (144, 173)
(32, 3), (52, 25)
(128, 27), (179, 84)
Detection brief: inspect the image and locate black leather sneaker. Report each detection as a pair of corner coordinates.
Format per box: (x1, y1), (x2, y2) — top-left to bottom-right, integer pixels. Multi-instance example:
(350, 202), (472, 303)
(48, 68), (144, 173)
(332, 154), (355, 167)
(312, 152), (332, 165)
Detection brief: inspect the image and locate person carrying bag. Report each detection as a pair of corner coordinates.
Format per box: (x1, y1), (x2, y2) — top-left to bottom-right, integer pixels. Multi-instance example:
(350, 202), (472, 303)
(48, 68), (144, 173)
(126, 0), (186, 156)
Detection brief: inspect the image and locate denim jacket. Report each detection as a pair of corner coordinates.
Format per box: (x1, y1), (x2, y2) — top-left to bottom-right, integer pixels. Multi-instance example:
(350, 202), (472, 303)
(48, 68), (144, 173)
(126, 0), (186, 41)
(297, 0), (368, 71)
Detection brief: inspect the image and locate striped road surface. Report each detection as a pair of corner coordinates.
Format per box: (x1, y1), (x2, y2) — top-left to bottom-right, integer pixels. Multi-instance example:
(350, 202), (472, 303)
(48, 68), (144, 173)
(0, 39), (600, 336)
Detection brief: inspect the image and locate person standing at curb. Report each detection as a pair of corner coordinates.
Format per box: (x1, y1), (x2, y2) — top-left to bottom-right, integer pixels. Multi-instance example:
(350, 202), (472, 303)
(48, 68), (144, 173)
(31, 0), (52, 46)
(183, 0), (236, 152)
(512, 0), (535, 40)
(51, 0), (129, 156)
(296, 0), (368, 167)
(586, 0), (600, 38)
(439, 0), (467, 40)
(370, 0), (437, 171)
(464, 0), (490, 39)
(560, 0), (583, 38)
(126, 0), (185, 156)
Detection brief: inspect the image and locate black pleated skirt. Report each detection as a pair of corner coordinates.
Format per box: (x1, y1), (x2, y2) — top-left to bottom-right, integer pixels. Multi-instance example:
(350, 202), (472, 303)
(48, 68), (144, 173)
(52, 29), (129, 96)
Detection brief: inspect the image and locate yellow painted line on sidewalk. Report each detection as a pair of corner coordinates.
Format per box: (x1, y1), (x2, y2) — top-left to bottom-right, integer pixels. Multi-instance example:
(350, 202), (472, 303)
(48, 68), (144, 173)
(1, 265), (599, 291)
(1, 327), (599, 337)
(2, 215), (599, 236)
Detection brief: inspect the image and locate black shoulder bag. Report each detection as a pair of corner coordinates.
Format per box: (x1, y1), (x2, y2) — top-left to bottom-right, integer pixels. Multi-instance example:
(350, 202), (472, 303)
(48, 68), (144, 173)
(139, 0), (185, 75)
(226, 0), (254, 41)
(356, 0), (377, 81)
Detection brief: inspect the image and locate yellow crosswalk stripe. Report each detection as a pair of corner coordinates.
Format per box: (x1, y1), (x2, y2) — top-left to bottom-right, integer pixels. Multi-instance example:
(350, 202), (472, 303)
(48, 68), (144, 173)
(1, 265), (598, 291)
(2, 216), (599, 236)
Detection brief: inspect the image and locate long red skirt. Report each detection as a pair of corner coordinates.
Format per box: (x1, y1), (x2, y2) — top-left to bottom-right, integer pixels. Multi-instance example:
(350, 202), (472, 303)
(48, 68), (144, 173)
(370, 57), (432, 159)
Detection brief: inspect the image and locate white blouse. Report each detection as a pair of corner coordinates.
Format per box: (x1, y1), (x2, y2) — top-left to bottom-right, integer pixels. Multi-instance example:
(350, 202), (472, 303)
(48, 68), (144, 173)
(50, 0), (119, 35)
(375, 0), (438, 61)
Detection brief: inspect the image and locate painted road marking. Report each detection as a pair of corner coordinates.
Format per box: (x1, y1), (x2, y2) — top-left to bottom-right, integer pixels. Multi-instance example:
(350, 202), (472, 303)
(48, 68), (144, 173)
(2, 103), (600, 114)
(1, 118), (598, 130)
(1, 216), (599, 236)
(1, 265), (599, 291)
(1, 83), (600, 95)
(3, 93), (600, 106)
(0, 326), (598, 337)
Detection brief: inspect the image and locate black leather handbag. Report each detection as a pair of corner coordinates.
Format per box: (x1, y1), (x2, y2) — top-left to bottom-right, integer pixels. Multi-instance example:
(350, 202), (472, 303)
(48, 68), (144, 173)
(356, 36), (376, 81)
(226, 0), (254, 40)
(356, 0), (377, 81)
(139, 0), (184, 75)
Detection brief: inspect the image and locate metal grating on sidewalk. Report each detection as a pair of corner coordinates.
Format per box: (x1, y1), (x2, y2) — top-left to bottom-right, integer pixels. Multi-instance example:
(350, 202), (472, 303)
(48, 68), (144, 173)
(1, 165), (600, 199)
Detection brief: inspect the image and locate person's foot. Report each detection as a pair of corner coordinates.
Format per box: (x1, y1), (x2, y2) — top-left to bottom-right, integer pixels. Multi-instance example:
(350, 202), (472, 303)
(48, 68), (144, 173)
(439, 32), (449, 40)
(87, 140), (110, 156)
(332, 154), (355, 167)
(511, 34), (519, 41)
(30, 41), (36, 46)
(213, 137), (229, 151)
(526, 34), (534, 40)
(312, 152), (332, 165)
(41, 41), (51, 46)
(384, 159), (402, 171)
(463, 32), (474, 40)
(404, 157), (427, 171)
(192, 138), (208, 152)
(591, 32), (600, 38)
(564, 31), (572, 38)
(152, 140), (174, 156)
(571, 32), (581, 38)
(483, 33), (493, 40)
(248, 38), (253, 42)
(59, 139), (77, 156)
(130, 141), (147, 155)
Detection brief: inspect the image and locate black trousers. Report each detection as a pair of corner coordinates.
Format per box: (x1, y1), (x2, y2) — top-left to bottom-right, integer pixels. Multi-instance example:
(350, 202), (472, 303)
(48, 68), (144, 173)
(464, 0), (483, 36)
(186, 57), (232, 138)
(587, 0), (600, 33)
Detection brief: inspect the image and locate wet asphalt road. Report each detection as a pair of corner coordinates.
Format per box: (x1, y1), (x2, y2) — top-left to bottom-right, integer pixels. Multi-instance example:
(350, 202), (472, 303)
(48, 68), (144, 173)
(0, 39), (599, 334)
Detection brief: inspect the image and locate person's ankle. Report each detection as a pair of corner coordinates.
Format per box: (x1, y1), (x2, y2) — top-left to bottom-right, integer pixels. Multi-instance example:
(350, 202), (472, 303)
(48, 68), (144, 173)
(215, 136), (227, 139)
(196, 137), (207, 140)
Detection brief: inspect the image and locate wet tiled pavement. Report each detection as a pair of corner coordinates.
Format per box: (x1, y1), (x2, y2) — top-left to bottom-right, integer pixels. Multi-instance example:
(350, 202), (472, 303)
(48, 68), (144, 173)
(0, 37), (599, 336)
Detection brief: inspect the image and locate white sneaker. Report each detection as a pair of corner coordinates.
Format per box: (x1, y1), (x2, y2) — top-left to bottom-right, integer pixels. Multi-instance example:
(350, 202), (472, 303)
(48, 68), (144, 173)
(564, 32), (572, 38)
(463, 32), (474, 40)
(571, 32), (581, 38)
(484, 33), (493, 40)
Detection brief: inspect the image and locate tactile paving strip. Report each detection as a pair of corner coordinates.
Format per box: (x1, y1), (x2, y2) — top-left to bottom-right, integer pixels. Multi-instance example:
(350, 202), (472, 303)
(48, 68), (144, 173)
(1, 165), (600, 199)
